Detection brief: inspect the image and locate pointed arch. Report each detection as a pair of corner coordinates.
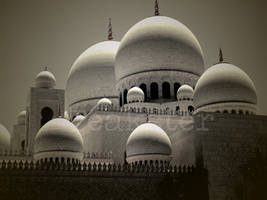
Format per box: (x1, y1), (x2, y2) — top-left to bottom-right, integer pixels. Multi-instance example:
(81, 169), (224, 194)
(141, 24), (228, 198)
(150, 82), (159, 100)
(139, 84), (147, 101)
(40, 107), (53, 127)
(162, 82), (170, 99)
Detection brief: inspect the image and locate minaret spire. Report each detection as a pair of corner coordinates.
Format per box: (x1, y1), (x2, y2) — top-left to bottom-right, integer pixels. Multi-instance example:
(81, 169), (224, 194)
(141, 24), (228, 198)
(154, 0), (160, 16)
(108, 18), (113, 40)
(219, 48), (224, 62)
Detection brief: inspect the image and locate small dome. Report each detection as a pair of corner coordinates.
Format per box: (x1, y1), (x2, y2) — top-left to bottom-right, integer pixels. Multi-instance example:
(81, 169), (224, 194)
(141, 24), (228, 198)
(34, 118), (84, 161)
(97, 97), (112, 106)
(177, 84), (193, 101)
(17, 110), (26, 125)
(194, 62), (257, 112)
(72, 115), (85, 126)
(126, 122), (172, 164)
(35, 70), (56, 88)
(127, 87), (144, 103)
(115, 16), (204, 82)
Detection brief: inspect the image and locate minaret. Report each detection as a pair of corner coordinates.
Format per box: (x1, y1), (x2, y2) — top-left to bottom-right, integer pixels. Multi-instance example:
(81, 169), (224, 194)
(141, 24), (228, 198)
(154, 0), (160, 16)
(219, 48), (224, 62)
(108, 18), (113, 40)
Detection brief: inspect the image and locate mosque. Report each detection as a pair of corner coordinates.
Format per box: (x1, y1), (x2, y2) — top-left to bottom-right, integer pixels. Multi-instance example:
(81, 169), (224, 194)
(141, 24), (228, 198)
(0, 1), (267, 200)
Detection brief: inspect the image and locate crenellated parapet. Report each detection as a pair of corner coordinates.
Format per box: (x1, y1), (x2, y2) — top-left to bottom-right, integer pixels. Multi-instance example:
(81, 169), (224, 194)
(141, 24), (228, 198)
(96, 104), (192, 116)
(0, 159), (199, 175)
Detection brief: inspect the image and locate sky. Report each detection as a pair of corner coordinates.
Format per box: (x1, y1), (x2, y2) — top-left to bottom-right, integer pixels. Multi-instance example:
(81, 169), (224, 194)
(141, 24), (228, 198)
(0, 0), (267, 132)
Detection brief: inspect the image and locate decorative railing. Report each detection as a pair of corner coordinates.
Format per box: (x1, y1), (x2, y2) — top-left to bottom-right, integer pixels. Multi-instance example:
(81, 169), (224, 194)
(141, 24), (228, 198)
(83, 152), (112, 160)
(96, 104), (192, 116)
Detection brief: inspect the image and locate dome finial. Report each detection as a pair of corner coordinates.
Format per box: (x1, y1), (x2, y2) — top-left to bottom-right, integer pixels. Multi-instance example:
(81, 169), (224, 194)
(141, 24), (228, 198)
(154, 0), (160, 16)
(44, 66), (48, 71)
(108, 17), (113, 40)
(219, 48), (224, 62)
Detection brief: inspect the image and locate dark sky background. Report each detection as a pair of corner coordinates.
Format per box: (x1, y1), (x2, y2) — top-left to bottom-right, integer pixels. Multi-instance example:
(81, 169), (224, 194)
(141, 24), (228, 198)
(0, 0), (267, 132)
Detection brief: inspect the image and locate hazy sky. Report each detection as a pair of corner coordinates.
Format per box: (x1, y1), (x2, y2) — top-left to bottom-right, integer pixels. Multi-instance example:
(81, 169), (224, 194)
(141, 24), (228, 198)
(0, 0), (267, 132)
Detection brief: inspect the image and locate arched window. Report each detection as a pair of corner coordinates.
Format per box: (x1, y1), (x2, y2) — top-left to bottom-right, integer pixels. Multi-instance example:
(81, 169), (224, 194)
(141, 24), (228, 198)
(40, 107), (53, 127)
(139, 84), (147, 101)
(188, 106), (194, 113)
(174, 83), (181, 100)
(231, 110), (236, 114)
(162, 82), (170, 99)
(150, 82), (158, 100)
(123, 89), (128, 105)
(119, 93), (122, 107)
(176, 106), (180, 111)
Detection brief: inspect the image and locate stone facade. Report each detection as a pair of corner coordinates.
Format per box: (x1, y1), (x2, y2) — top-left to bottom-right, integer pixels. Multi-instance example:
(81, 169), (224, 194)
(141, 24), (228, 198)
(0, 161), (208, 200)
(78, 105), (195, 165)
(193, 112), (267, 200)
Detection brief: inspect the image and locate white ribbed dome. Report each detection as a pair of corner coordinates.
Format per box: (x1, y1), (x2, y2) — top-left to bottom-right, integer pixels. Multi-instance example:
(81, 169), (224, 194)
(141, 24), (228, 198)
(34, 118), (84, 161)
(97, 97), (112, 106)
(35, 70), (56, 88)
(194, 62), (257, 112)
(126, 122), (172, 163)
(127, 87), (144, 103)
(72, 115), (85, 126)
(17, 110), (26, 125)
(115, 16), (204, 81)
(0, 124), (10, 149)
(177, 84), (193, 100)
(66, 41), (119, 116)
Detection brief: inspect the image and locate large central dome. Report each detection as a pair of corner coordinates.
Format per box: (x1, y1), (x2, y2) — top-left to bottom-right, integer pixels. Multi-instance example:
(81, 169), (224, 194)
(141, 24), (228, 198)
(115, 16), (204, 81)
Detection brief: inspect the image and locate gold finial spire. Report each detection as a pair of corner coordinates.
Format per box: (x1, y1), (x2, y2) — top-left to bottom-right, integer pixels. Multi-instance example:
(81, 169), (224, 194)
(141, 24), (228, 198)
(108, 18), (113, 40)
(154, 0), (160, 16)
(219, 48), (224, 62)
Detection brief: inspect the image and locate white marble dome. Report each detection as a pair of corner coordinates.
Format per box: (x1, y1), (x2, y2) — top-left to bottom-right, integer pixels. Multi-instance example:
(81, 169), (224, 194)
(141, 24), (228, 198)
(34, 118), (84, 161)
(194, 62), (257, 113)
(35, 70), (56, 88)
(115, 16), (204, 82)
(127, 87), (144, 103)
(66, 41), (120, 117)
(177, 84), (193, 101)
(126, 122), (172, 164)
(0, 124), (10, 150)
(72, 115), (85, 126)
(97, 97), (112, 106)
(17, 110), (26, 125)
